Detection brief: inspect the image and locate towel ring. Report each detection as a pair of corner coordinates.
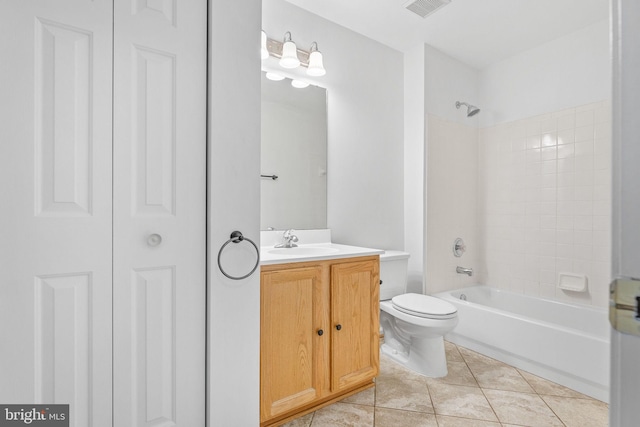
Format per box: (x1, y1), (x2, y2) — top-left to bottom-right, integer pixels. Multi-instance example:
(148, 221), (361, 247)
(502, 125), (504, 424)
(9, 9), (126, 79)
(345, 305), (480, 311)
(217, 231), (260, 280)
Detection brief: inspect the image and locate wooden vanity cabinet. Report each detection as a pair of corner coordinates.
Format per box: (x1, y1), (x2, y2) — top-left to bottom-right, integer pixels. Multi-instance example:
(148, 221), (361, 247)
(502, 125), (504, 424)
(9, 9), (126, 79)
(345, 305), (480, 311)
(260, 255), (380, 426)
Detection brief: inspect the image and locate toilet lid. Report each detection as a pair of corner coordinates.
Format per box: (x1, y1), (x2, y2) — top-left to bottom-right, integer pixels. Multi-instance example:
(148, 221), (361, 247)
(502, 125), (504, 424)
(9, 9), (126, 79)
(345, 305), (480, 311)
(391, 293), (457, 319)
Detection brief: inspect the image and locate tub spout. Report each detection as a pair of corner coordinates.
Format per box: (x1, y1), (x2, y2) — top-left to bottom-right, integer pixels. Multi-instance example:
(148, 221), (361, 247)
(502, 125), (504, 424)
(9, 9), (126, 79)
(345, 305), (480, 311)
(456, 266), (473, 276)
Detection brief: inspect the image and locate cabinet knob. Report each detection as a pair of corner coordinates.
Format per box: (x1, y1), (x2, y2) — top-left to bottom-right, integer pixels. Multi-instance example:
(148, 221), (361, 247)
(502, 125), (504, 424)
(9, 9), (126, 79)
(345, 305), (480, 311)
(335, 324), (342, 331)
(317, 329), (324, 336)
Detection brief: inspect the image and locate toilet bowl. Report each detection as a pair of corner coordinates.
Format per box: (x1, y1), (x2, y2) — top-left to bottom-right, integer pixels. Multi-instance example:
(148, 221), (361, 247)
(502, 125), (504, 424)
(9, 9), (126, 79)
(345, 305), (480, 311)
(379, 251), (458, 377)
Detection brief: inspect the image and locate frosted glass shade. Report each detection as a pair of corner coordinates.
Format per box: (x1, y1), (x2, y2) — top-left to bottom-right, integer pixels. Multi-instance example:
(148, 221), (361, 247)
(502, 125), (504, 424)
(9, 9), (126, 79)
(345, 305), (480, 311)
(265, 72), (285, 81)
(291, 80), (309, 89)
(306, 50), (326, 76)
(279, 40), (300, 69)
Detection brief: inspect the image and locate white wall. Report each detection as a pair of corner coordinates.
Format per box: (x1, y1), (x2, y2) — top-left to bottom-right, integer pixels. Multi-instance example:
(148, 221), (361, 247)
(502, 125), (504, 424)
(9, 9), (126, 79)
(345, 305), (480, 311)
(424, 44), (480, 125)
(403, 45), (425, 293)
(479, 20), (610, 127)
(208, 0), (261, 425)
(422, 45), (480, 294)
(263, 0), (405, 250)
(404, 44), (479, 294)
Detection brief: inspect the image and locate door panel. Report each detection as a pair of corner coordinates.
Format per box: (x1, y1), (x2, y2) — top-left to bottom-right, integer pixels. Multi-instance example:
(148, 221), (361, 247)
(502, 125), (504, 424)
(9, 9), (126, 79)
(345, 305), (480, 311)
(610, 1), (640, 424)
(330, 260), (380, 392)
(112, 0), (207, 425)
(260, 266), (327, 422)
(0, 2), (113, 426)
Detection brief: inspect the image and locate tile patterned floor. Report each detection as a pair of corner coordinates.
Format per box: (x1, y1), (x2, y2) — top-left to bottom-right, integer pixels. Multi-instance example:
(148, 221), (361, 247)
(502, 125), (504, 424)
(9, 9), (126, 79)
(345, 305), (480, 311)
(281, 342), (608, 427)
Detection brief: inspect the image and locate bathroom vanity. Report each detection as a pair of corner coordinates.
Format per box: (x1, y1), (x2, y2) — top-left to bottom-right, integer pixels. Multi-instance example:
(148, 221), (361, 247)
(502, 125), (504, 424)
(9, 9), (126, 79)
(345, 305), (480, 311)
(259, 236), (382, 426)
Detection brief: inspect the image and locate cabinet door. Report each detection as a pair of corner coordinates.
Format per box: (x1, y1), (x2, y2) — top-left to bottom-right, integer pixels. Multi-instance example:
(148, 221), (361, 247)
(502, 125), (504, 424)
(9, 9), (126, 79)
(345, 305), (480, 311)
(261, 265), (328, 422)
(330, 259), (380, 392)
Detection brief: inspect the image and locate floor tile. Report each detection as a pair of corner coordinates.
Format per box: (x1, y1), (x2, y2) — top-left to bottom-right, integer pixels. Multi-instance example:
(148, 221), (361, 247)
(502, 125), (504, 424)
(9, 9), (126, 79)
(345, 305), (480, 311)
(519, 369), (590, 399)
(281, 413), (314, 427)
(378, 354), (422, 381)
(426, 361), (477, 387)
(373, 407), (437, 427)
(279, 343), (609, 427)
(445, 341), (465, 362)
(469, 363), (535, 393)
(341, 387), (375, 406)
(483, 389), (564, 426)
(429, 383), (499, 422)
(458, 347), (508, 367)
(458, 347), (536, 394)
(435, 415), (502, 426)
(310, 403), (374, 427)
(375, 375), (434, 413)
(542, 395), (609, 427)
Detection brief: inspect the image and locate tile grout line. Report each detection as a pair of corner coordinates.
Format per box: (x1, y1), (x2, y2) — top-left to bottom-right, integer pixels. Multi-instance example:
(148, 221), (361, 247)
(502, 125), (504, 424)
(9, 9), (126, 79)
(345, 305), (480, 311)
(423, 371), (441, 427)
(516, 367), (569, 427)
(456, 343), (502, 424)
(459, 343), (571, 427)
(294, 343), (606, 427)
(372, 380), (376, 426)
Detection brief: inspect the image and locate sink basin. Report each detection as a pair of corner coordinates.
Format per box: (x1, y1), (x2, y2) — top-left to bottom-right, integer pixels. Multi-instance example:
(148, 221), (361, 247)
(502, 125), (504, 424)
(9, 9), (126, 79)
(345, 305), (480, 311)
(267, 246), (341, 256)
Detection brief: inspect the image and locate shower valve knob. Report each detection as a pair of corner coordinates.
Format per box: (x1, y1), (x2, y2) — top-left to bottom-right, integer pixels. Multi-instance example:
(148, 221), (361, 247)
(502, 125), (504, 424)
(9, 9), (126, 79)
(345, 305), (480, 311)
(453, 238), (466, 257)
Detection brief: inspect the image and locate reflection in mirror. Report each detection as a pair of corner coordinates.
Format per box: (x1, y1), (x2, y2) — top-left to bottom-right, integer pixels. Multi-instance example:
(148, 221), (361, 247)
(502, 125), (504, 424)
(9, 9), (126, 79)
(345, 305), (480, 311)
(261, 73), (327, 230)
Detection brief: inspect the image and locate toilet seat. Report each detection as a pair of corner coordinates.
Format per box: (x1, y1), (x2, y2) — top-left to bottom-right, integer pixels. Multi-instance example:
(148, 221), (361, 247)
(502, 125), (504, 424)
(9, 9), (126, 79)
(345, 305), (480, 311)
(391, 293), (457, 320)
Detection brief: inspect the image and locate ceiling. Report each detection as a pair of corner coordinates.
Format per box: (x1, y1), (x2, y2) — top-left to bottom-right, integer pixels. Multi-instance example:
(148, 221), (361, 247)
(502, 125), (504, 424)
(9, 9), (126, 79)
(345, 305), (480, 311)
(283, 0), (609, 69)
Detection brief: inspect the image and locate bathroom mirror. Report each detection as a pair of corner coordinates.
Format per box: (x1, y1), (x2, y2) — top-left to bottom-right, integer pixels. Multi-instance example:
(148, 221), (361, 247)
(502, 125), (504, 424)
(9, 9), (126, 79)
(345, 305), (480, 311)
(261, 73), (327, 230)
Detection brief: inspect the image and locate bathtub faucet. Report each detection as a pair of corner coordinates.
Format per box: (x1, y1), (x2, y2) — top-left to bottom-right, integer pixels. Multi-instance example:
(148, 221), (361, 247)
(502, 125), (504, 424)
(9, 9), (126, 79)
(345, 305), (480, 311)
(456, 266), (473, 276)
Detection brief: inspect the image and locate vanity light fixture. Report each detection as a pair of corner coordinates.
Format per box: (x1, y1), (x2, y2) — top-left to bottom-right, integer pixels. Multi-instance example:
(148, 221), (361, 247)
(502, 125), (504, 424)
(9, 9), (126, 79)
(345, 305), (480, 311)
(261, 30), (327, 77)
(279, 32), (300, 69)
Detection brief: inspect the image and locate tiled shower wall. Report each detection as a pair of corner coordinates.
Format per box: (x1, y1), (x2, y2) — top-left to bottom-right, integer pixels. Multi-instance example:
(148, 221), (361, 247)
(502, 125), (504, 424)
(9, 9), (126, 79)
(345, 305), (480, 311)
(477, 101), (612, 308)
(426, 115), (479, 295)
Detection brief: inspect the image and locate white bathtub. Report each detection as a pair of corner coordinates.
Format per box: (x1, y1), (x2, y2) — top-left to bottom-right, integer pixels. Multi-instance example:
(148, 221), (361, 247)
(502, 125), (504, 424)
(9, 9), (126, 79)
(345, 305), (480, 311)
(435, 285), (610, 402)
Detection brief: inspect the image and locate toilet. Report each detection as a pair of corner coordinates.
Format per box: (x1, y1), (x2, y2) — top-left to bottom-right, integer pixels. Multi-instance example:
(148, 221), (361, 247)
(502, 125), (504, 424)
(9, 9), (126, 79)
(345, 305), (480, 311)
(379, 251), (458, 377)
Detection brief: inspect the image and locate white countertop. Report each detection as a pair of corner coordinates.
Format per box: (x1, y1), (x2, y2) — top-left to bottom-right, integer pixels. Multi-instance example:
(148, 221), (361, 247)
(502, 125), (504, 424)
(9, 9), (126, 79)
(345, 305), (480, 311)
(260, 242), (383, 265)
(259, 230), (383, 265)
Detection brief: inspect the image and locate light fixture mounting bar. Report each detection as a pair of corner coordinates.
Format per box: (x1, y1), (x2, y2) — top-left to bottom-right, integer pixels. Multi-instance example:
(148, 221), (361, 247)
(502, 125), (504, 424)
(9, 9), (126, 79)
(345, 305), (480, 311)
(266, 38), (311, 67)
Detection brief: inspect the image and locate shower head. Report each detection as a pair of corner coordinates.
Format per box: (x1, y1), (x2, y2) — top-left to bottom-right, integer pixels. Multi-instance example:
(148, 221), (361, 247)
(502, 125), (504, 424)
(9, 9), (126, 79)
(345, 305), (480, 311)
(456, 101), (480, 117)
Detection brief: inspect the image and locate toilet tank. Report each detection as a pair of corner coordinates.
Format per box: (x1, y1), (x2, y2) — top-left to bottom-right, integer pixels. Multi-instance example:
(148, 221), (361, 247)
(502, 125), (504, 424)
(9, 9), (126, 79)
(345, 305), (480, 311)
(379, 250), (410, 301)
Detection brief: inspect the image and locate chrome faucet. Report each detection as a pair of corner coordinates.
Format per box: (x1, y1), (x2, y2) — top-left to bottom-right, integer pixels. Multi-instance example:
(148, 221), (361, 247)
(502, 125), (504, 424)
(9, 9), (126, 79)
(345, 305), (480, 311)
(275, 229), (299, 248)
(456, 266), (473, 276)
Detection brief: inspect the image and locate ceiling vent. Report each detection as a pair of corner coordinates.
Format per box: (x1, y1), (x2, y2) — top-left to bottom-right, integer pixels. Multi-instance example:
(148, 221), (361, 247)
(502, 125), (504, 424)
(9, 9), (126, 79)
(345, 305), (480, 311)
(404, 0), (451, 19)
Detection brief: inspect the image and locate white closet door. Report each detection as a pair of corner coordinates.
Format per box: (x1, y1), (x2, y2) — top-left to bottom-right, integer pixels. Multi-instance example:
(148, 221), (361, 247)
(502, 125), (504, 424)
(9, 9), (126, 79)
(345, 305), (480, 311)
(0, 2), (113, 427)
(112, 0), (207, 425)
